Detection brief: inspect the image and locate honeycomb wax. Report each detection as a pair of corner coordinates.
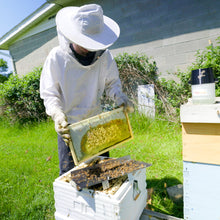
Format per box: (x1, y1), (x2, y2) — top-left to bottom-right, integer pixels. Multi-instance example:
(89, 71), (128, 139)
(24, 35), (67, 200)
(81, 119), (131, 155)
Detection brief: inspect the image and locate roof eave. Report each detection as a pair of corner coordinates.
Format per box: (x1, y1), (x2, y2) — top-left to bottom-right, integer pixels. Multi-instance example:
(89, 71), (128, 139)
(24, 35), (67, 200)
(0, 2), (60, 50)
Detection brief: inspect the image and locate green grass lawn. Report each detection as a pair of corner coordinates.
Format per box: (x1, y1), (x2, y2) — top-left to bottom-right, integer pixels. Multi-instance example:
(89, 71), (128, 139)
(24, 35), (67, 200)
(0, 112), (183, 219)
(111, 113), (183, 217)
(0, 119), (58, 219)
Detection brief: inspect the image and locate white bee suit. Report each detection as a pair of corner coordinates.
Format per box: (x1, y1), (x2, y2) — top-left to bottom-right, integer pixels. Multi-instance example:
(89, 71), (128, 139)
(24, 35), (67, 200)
(40, 4), (133, 175)
(40, 31), (126, 124)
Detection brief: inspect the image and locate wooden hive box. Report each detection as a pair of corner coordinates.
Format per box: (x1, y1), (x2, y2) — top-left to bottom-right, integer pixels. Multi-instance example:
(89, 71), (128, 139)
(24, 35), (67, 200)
(181, 98), (220, 220)
(180, 98), (220, 165)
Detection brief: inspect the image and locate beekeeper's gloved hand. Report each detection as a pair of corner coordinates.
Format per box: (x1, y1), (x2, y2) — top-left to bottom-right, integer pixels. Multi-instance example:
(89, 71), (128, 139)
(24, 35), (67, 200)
(51, 108), (71, 146)
(121, 98), (134, 113)
(115, 93), (134, 113)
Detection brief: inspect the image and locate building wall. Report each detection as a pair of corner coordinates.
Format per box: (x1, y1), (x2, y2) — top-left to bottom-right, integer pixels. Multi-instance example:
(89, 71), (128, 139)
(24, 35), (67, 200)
(108, 0), (220, 78)
(10, 0), (220, 78)
(10, 27), (58, 76)
(111, 28), (220, 79)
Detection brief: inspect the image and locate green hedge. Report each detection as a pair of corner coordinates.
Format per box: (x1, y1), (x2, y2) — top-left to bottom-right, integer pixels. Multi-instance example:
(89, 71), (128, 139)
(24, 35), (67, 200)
(1, 37), (220, 124)
(0, 67), (47, 124)
(188, 36), (220, 96)
(0, 74), (8, 84)
(115, 52), (190, 120)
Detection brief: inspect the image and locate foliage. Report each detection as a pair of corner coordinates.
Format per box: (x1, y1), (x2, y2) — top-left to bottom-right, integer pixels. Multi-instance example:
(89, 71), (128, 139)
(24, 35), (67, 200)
(0, 74), (8, 83)
(0, 53), (192, 124)
(2, 37), (220, 124)
(0, 67), (47, 124)
(115, 53), (190, 122)
(0, 58), (10, 83)
(155, 72), (191, 118)
(0, 58), (8, 72)
(115, 37), (220, 121)
(188, 36), (220, 96)
(115, 53), (157, 99)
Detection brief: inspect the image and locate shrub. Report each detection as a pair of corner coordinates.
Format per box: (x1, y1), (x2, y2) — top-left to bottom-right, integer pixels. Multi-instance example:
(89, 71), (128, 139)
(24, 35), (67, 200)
(0, 58), (8, 72)
(188, 36), (220, 96)
(115, 53), (190, 122)
(115, 53), (158, 99)
(0, 74), (8, 83)
(115, 36), (220, 121)
(2, 36), (220, 125)
(0, 67), (47, 124)
(161, 36), (220, 115)
(155, 71), (191, 118)
(100, 53), (159, 111)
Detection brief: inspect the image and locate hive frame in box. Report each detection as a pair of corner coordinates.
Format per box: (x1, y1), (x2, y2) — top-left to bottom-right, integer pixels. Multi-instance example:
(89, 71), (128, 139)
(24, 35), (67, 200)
(53, 158), (148, 220)
(68, 107), (133, 165)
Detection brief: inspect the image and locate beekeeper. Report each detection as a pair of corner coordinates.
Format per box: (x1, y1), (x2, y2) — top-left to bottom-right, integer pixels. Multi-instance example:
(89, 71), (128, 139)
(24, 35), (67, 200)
(40, 4), (133, 175)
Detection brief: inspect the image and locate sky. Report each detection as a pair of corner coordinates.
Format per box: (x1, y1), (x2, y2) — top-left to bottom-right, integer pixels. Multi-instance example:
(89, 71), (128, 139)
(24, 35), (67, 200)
(0, 0), (47, 72)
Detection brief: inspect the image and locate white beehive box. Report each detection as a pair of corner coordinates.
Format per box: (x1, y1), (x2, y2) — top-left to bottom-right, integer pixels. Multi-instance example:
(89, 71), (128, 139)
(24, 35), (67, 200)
(183, 161), (220, 220)
(53, 165), (147, 220)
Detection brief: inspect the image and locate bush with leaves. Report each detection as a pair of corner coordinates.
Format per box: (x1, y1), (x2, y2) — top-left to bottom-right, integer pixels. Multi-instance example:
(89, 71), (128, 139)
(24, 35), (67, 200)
(155, 70), (192, 118)
(2, 37), (220, 124)
(0, 74), (8, 84)
(162, 36), (220, 115)
(0, 67), (47, 124)
(115, 53), (158, 99)
(187, 37), (220, 96)
(101, 53), (159, 111)
(115, 37), (220, 121)
(0, 58), (8, 73)
(0, 58), (10, 83)
(113, 52), (190, 121)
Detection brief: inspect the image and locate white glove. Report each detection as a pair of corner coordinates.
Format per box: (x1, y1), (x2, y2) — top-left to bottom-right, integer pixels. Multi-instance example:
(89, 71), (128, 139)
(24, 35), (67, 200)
(115, 93), (134, 113)
(51, 107), (71, 145)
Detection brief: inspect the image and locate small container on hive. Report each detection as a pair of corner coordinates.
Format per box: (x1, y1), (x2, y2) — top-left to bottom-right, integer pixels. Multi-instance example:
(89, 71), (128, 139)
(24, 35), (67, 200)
(189, 67), (217, 104)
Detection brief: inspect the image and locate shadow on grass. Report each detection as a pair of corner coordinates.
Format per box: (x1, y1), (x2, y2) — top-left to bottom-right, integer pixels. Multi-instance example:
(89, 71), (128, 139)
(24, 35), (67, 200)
(146, 177), (183, 218)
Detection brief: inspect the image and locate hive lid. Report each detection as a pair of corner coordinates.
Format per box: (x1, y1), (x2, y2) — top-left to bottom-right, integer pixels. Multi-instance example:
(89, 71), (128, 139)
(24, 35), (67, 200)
(190, 68), (216, 85)
(180, 98), (220, 123)
(68, 107), (133, 165)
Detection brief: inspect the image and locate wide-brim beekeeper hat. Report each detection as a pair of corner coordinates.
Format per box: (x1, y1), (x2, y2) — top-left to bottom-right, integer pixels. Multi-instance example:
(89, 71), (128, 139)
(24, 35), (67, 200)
(56, 4), (120, 51)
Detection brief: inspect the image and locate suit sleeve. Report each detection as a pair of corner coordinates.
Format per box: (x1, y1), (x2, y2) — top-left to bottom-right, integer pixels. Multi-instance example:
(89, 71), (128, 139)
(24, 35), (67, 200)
(40, 50), (64, 116)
